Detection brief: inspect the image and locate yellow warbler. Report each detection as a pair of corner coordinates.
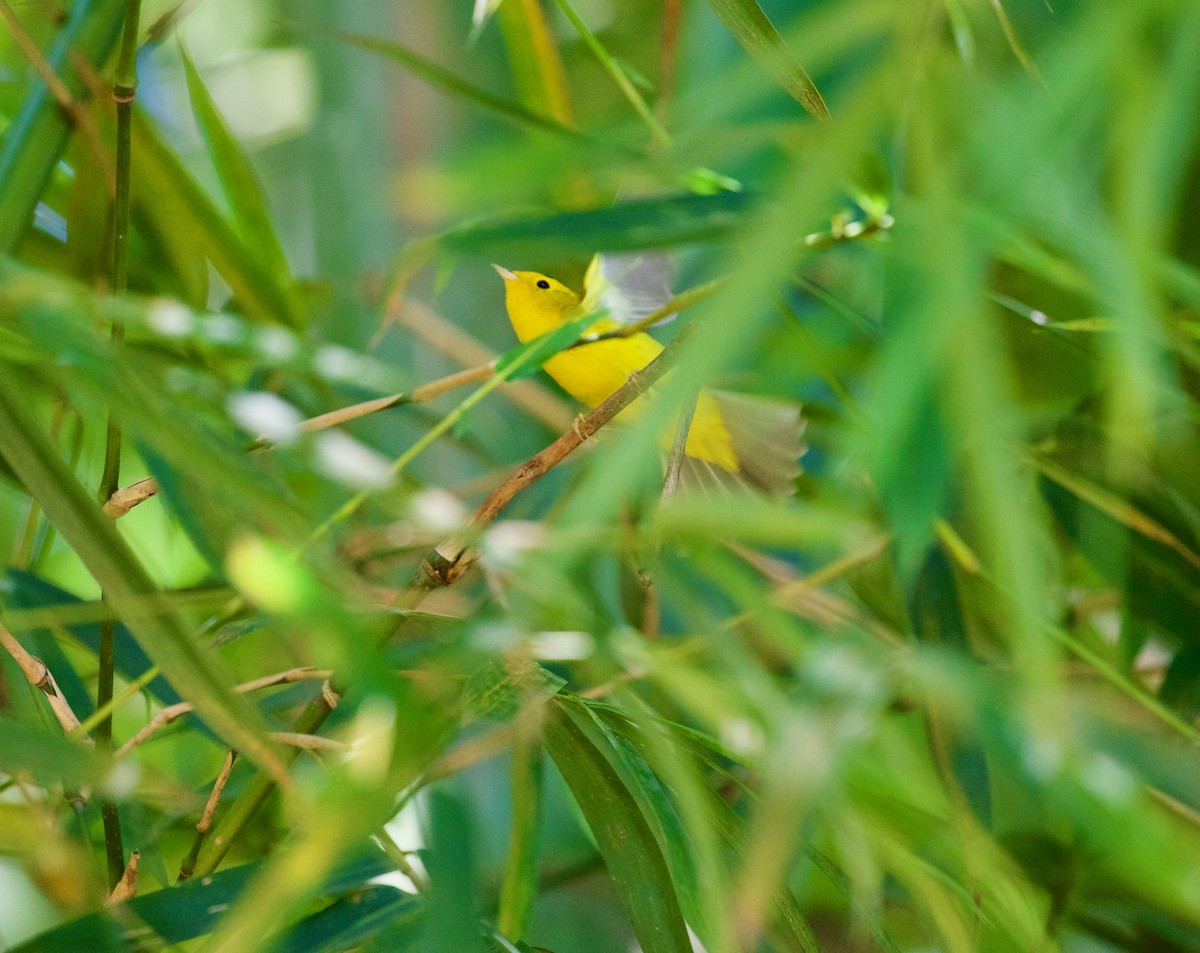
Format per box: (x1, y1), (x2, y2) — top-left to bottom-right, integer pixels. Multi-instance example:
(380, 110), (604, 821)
(494, 258), (803, 494)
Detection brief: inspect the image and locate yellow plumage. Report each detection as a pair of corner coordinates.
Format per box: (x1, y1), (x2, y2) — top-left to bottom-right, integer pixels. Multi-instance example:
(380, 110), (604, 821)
(495, 266), (739, 472)
(494, 262), (803, 494)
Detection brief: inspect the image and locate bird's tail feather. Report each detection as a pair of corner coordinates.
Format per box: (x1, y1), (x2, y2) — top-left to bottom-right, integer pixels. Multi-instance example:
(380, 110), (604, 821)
(678, 391), (806, 497)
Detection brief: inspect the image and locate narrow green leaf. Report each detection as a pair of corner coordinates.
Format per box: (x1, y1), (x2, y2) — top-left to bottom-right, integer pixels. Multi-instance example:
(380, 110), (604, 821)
(543, 697), (692, 953)
(496, 0), (575, 125)
(179, 44), (292, 283)
(1031, 453), (1200, 574)
(0, 715), (105, 791)
(497, 736), (544, 940)
(328, 28), (586, 143)
(421, 791), (487, 953)
(130, 111), (301, 326)
(10, 847), (395, 952)
(441, 190), (753, 261)
(494, 310), (598, 380)
(703, 0), (829, 121)
(549, 0), (670, 146)
(277, 886), (417, 953)
(0, 371), (287, 781)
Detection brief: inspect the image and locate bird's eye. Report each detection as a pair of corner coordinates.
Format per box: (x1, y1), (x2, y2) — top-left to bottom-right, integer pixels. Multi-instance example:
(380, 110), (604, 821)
(536, 279), (550, 289)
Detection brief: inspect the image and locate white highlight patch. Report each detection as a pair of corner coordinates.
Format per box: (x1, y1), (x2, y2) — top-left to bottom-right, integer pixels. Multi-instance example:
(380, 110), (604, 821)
(313, 431), (394, 490)
(408, 488), (467, 534)
(255, 326), (300, 362)
(201, 314), (244, 344)
(482, 520), (546, 568)
(102, 761), (141, 800)
(147, 299), (195, 338)
(227, 391), (303, 446)
(531, 630), (593, 661)
(314, 344), (362, 381)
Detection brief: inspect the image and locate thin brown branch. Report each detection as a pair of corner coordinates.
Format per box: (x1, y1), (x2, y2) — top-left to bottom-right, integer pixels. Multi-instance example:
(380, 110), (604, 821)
(415, 334), (686, 593)
(178, 749), (236, 882)
(657, 0), (682, 123)
(267, 731), (348, 752)
(0, 624), (91, 741)
(104, 360), (503, 519)
(391, 298), (575, 431)
(101, 476), (158, 518)
(0, 0), (115, 197)
(115, 667), (331, 757)
(296, 362), (495, 435)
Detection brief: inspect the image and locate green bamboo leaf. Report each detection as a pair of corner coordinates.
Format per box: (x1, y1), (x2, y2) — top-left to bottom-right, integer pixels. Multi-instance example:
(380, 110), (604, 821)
(1, 569), (185, 707)
(441, 191), (752, 261)
(493, 310), (598, 380)
(277, 886), (417, 953)
(543, 696), (692, 953)
(421, 791), (488, 953)
(1030, 453), (1200, 574)
(0, 0), (125, 251)
(703, 0), (829, 121)
(179, 43), (292, 284)
(10, 848), (396, 952)
(549, 0), (669, 146)
(0, 715), (106, 791)
(497, 736), (544, 941)
(0, 370), (288, 782)
(496, 0), (575, 125)
(327, 27), (586, 143)
(130, 111), (301, 326)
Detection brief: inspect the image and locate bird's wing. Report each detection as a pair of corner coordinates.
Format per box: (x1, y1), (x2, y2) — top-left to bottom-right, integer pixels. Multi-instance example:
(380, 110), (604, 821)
(582, 252), (676, 327)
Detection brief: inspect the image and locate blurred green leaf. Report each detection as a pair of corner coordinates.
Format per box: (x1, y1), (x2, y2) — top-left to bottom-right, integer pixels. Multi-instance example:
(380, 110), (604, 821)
(0, 369), (287, 780)
(180, 43), (293, 288)
(329, 28), (586, 143)
(131, 112), (301, 326)
(703, 0), (829, 120)
(440, 191), (752, 260)
(1, 569), (184, 706)
(11, 848), (397, 952)
(544, 696), (693, 953)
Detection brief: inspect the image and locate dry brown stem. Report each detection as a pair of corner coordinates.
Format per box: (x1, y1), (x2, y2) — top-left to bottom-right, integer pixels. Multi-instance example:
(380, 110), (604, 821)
(0, 624), (91, 741)
(115, 667), (332, 757)
(105, 850), (139, 905)
(416, 337), (683, 592)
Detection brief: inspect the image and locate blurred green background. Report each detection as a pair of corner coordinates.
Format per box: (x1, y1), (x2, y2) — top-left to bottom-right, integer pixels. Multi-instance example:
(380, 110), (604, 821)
(2, 1), (1200, 951)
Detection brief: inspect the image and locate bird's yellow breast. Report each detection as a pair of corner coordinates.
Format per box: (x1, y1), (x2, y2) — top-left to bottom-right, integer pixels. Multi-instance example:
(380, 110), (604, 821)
(498, 266), (738, 473)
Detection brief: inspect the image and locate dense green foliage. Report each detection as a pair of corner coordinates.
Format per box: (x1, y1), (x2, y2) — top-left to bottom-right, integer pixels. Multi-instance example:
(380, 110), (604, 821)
(2, 1), (1200, 951)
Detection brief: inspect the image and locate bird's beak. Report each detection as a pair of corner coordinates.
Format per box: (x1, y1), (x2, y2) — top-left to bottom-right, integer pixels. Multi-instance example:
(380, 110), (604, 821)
(491, 263), (517, 282)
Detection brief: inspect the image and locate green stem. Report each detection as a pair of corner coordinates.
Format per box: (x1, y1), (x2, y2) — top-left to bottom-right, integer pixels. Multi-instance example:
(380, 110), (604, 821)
(96, 0), (143, 892)
(189, 690), (336, 878)
(549, 0), (671, 146)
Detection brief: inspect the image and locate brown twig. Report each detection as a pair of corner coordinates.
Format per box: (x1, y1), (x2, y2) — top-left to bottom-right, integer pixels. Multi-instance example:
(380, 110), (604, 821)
(101, 476), (158, 518)
(115, 667), (331, 757)
(267, 731), (348, 752)
(178, 749), (236, 882)
(0, 624), (91, 741)
(103, 361), (504, 519)
(390, 298), (575, 431)
(416, 335), (686, 592)
(105, 850), (139, 905)
(657, 0), (682, 124)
